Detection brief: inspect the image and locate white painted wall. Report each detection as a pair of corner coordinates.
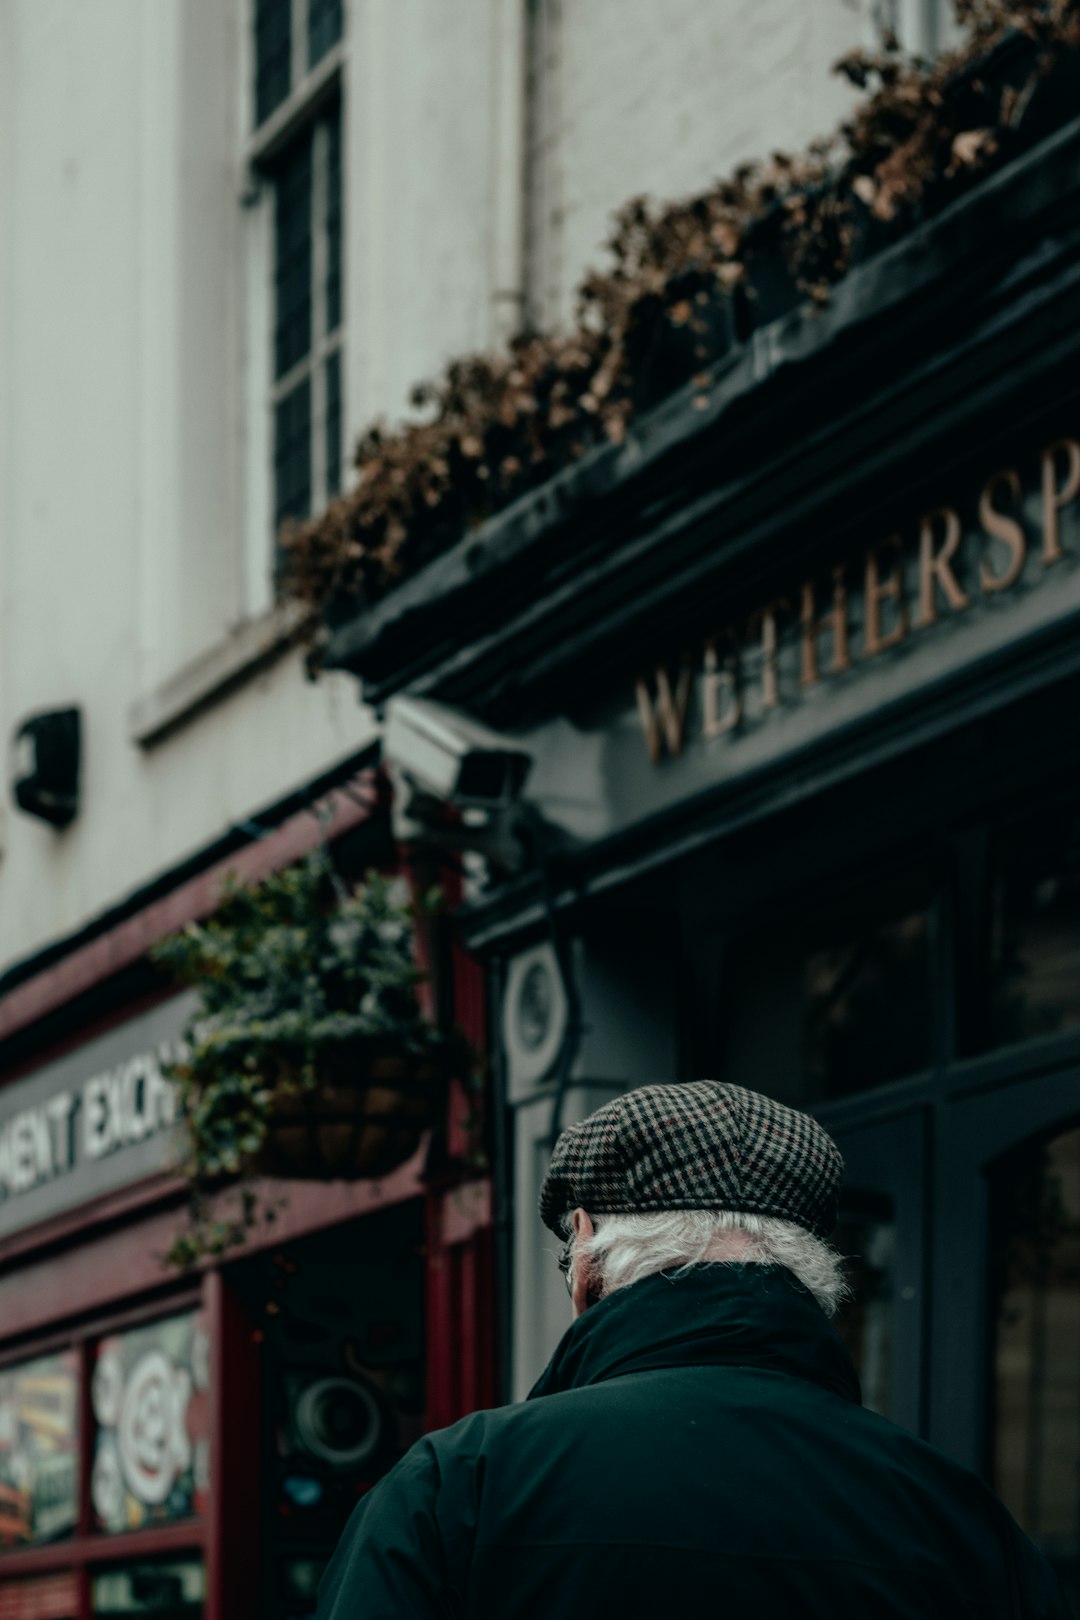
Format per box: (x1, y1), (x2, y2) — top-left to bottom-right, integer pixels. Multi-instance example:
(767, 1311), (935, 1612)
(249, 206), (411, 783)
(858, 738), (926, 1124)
(524, 0), (879, 330)
(0, 0), (378, 970)
(0, 0), (891, 976)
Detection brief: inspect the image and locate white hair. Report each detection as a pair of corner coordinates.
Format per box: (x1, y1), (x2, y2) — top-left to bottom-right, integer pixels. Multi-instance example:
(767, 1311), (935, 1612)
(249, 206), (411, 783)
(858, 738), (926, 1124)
(561, 1208), (850, 1318)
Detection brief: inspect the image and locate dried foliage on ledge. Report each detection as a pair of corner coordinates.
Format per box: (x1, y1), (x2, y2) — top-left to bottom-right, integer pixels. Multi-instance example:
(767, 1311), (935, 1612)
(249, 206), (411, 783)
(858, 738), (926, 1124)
(279, 1), (1080, 641)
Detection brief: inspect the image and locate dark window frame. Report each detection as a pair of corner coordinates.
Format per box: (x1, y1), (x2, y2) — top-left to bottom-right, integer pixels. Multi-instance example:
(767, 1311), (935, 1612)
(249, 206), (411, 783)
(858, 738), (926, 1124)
(247, 0), (346, 543)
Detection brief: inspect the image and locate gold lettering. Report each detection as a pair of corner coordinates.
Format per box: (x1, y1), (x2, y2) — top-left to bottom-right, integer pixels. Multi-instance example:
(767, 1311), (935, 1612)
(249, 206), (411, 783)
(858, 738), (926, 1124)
(702, 634), (741, 737)
(635, 661), (693, 765)
(979, 468), (1026, 593)
(916, 507), (968, 627)
(863, 536), (908, 656)
(1040, 438), (1080, 566)
(748, 599), (788, 711)
(800, 568), (851, 689)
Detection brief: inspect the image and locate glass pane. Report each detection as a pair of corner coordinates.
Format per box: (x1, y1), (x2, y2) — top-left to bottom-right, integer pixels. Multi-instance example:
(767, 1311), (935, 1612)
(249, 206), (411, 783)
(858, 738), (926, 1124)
(92, 1560), (204, 1618)
(722, 872), (933, 1105)
(254, 0), (292, 127)
(274, 378), (313, 530)
(91, 1311), (210, 1535)
(274, 134), (314, 381)
(804, 888), (931, 1099)
(238, 1202), (426, 1619)
(0, 1571), (77, 1620)
(989, 1125), (1080, 1612)
(990, 808), (1080, 1048)
(0, 1351), (78, 1548)
(324, 105), (343, 336)
(325, 350), (342, 498)
(832, 1201), (895, 1420)
(307, 0), (343, 69)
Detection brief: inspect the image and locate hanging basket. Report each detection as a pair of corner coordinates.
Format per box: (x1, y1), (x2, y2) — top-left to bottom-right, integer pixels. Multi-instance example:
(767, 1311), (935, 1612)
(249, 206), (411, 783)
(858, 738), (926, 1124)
(251, 1038), (451, 1182)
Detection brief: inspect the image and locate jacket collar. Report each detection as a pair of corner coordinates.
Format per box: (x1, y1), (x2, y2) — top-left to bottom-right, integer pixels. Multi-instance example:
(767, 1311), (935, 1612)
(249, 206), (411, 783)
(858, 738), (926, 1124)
(527, 1264), (862, 1406)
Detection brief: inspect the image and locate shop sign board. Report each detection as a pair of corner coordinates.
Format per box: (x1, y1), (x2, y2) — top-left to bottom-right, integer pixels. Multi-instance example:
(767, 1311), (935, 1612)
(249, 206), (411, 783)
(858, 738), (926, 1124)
(633, 434), (1080, 765)
(515, 428), (1080, 858)
(0, 994), (194, 1241)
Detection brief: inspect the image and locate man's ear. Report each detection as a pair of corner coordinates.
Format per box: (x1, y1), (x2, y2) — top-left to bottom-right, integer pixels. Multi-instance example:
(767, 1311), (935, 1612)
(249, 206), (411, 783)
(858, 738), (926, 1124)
(570, 1209), (599, 1318)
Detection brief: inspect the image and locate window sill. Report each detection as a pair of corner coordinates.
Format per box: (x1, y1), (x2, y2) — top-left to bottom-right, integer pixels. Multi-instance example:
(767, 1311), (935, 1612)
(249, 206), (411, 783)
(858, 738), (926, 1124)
(129, 602), (310, 749)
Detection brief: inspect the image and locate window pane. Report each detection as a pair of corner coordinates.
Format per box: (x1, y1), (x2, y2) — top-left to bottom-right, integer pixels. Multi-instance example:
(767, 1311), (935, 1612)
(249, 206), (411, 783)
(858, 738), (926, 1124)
(308, 0), (343, 69)
(989, 1125), (1080, 1613)
(275, 379), (313, 530)
(832, 1202), (895, 1420)
(254, 0), (292, 127)
(274, 134), (314, 381)
(91, 1311), (210, 1535)
(324, 105), (343, 337)
(989, 808), (1080, 1048)
(804, 892), (931, 1098)
(721, 872), (933, 1105)
(0, 1571), (77, 1620)
(0, 1351), (78, 1548)
(325, 350), (342, 498)
(92, 1560), (204, 1617)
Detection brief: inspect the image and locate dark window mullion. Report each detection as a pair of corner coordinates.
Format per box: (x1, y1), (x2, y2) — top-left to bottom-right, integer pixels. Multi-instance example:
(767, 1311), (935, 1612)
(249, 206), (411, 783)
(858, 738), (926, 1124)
(273, 130), (314, 380)
(310, 117), (328, 510)
(325, 100), (343, 336)
(274, 374), (313, 530)
(325, 345), (343, 497)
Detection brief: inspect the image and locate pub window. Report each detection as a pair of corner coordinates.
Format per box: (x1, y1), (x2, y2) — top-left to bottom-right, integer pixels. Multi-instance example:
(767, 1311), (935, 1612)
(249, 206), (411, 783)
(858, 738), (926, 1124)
(0, 1349), (79, 1547)
(987, 804), (1080, 1050)
(0, 1303), (209, 1614)
(988, 1123), (1080, 1614)
(720, 869), (934, 1106)
(832, 1195), (896, 1420)
(250, 0), (346, 540)
(90, 1312), (210, 1535)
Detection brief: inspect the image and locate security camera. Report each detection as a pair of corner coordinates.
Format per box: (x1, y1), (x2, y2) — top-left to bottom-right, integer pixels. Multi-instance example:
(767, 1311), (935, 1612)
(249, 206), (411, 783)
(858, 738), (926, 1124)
(381, 697), (535, 878)
(382, 696), (532, 809)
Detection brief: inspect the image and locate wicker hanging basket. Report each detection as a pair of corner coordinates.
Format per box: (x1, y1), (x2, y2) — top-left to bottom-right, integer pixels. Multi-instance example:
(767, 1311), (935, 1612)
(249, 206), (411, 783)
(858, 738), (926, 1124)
(251, 1038), (450, 1181)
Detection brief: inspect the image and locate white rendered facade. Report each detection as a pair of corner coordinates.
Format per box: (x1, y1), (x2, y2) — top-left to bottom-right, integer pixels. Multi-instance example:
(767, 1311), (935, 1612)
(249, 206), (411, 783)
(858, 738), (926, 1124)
(0, 0), (931, 972)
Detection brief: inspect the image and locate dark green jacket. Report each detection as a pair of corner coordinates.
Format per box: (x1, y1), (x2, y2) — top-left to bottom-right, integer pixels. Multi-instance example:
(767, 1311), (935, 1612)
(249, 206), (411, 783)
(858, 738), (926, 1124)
(316, 1265), (1069, 1618)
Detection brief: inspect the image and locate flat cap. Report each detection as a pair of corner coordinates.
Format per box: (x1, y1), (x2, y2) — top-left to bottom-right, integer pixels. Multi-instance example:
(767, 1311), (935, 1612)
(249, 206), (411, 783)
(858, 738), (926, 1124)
(539, 1081), (843, 1241)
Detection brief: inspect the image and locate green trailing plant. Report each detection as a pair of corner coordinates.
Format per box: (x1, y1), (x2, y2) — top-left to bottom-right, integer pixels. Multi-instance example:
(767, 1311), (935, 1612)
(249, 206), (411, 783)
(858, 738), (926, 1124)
(279, 1), (1080, 644)
(152, 852), (462, 1267)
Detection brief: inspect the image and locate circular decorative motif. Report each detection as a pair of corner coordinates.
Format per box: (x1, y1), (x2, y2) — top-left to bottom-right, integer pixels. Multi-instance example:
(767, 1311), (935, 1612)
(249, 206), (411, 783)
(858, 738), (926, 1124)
(92, 1351), (123, 1429)
(91, 1439), (124, 1528)
(502, 943), (569, 1096)
(295, 1377), (382, 1468)
(117, 1350), (192, 1506)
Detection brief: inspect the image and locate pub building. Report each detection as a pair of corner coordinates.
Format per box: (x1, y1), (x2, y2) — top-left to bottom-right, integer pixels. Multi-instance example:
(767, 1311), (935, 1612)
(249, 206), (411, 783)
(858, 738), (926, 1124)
(322, 109), (1080, 1610)
(0, 772), (496, 1620)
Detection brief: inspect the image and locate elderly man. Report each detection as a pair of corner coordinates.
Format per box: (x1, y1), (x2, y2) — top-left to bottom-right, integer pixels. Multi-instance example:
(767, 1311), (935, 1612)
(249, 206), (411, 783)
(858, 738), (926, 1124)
(316, 1081), (1069, 1618)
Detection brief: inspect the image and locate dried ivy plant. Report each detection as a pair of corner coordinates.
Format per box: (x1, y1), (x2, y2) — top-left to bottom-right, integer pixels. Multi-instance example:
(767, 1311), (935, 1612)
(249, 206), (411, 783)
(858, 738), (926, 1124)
(279, 1), (1080, 644)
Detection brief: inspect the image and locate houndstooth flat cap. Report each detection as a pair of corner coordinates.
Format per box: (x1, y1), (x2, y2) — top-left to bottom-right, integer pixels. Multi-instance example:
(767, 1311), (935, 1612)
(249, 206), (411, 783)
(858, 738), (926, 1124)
(539, 1081), (844, 1241)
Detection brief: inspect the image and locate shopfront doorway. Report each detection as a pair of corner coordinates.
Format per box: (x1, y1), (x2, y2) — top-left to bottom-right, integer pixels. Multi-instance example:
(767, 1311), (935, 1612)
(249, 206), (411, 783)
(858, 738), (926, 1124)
(662, 707), (1080, 1609)
(820, 1059), (1080, 1613)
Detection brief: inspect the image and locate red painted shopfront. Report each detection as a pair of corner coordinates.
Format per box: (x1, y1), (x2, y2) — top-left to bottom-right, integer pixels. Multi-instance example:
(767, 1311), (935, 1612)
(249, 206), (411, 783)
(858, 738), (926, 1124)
(0, 774), (496, 1620)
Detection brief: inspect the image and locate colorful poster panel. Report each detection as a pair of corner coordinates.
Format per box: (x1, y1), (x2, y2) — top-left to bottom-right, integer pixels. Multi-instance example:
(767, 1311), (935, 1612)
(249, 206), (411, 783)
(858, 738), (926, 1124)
(0, 1351), (78, 1548)
(91, 1312), (210, 1535)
